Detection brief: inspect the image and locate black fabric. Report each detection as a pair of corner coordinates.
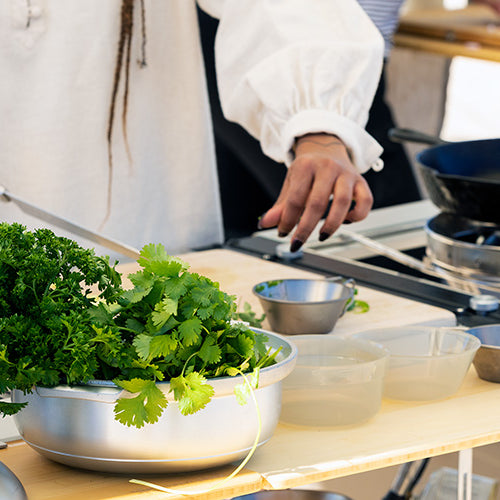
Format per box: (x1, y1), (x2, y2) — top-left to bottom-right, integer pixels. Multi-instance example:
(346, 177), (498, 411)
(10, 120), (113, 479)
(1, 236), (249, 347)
(197, 8), (286, 240)
(197, 8), (421, 240)
(362, 68), (421, 208)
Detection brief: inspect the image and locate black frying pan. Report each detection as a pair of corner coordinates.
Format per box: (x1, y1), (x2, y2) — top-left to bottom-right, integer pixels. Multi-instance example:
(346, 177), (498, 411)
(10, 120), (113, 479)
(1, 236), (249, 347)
(389, 128), (500, 224)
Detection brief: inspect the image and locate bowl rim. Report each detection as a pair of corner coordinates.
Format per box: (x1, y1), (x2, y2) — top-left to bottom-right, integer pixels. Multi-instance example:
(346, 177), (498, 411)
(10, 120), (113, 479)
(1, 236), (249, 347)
(350, 327), (481, 360)
(289, 334), (390, 367)
(467, 324), (500, 349)
(252, 278), (354, 305)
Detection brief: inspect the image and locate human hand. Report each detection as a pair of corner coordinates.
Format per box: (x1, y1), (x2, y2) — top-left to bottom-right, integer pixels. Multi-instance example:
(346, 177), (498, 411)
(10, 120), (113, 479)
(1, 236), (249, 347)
(471, 0), (500, 14)
(258, 133), (374, 252)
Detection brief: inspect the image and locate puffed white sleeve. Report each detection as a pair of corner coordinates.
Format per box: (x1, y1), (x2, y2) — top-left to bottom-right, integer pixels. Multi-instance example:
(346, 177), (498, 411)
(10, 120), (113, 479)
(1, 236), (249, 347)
(197, 0), (385, 173)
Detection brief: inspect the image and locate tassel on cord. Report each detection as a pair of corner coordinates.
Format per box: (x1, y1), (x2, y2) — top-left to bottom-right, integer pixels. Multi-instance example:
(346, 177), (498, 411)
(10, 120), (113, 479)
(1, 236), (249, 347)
(103, 0), (147, 228)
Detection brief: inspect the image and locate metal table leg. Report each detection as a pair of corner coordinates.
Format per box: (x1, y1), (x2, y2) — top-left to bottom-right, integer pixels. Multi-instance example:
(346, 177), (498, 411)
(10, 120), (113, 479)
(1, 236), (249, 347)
(458, 448), (473, 500)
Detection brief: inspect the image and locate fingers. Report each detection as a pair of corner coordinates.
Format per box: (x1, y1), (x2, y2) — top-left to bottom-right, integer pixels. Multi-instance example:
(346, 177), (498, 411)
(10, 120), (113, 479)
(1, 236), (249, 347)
(258, 158), (316, 235)
(274, 158), (316, 237)
(285, 156), (336, 247)
(257, 134), (375, 251)
(319, 176), (373, 240)
(289, 166), (372, 251)
(258, 176), (290, 234)
(345, 177), (374, 222)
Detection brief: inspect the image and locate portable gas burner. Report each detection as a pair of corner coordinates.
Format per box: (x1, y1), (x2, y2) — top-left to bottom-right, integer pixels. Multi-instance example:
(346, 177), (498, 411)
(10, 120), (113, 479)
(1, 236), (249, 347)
(425, 213), (500, 295)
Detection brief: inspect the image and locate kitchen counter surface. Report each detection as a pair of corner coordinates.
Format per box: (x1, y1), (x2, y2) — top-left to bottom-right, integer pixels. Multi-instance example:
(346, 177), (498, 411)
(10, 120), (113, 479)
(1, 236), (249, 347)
(396, 5), (500, 62)
(3, 248), (499, 500)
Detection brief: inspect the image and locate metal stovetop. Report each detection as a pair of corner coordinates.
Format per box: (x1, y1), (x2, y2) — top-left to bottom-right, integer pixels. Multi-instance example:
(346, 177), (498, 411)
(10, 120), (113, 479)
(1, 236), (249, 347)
(227, 200), (500, 327)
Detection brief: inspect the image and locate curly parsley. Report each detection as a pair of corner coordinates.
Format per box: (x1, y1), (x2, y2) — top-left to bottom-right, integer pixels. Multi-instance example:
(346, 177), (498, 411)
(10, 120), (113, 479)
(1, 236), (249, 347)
(0, 223), (122, 415)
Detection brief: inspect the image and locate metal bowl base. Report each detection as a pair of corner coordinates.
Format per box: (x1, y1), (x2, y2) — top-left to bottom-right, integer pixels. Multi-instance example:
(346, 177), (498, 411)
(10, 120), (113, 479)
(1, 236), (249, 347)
(23, 438), (271, 474)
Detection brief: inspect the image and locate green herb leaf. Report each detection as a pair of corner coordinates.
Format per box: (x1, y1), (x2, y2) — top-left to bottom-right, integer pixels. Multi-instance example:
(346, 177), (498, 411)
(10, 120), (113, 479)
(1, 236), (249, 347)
(232, 302), (266, 328)
(0, 401), (28, 415)
(346, 288), (369, 314)
(137, 244), (188, 276)
(150, 334), (177, 358)
(349, 300), (370, 314)
(169, 372), (214, 415)
(177, 317), (203, 346)
(121, 286), (152, 304)
(151, 297), (178, 328)
(198, 337), (221, 365)
(133, 334), (153, 360)
(113, 378), (168, 428)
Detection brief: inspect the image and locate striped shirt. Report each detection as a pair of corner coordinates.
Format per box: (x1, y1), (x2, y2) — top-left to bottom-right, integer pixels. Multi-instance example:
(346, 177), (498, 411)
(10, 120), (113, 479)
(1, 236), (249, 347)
(357, 0), (405, 56)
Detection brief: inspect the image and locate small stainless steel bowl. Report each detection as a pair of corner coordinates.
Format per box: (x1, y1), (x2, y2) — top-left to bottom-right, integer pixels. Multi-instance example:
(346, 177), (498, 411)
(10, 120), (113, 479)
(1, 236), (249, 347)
(12, 329), (297, 473)
(252, 278), (355, 335)
(467, 324), (500, 383)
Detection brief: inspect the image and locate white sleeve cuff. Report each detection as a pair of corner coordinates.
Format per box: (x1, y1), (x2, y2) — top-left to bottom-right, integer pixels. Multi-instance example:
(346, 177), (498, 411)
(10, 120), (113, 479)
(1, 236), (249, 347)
(279, 109), (384, 173)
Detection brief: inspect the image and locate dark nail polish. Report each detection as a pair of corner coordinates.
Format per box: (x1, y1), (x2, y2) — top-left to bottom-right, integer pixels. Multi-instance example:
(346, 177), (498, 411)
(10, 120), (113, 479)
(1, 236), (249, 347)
(290, 239), (303, 253)
(278, 231), (289, 238)
(343, 220), (352, 225)
(319, 232), (330, 242)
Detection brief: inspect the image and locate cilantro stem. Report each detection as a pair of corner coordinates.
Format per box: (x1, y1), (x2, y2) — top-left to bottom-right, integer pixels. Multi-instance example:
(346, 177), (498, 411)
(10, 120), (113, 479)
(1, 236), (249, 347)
(116, 327), (143, 335)
(180, 352), (198, 378)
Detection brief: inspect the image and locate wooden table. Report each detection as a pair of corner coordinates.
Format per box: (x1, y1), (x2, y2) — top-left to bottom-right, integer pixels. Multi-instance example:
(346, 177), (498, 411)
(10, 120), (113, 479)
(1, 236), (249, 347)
(396, 5), (500, 62)
(3, 249), (499, 500)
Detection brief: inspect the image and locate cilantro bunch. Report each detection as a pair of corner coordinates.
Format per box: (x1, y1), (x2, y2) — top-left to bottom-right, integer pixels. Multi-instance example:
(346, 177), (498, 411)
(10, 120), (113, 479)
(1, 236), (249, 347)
(94, 244), (276, 427)
(0, 224), (277, 428)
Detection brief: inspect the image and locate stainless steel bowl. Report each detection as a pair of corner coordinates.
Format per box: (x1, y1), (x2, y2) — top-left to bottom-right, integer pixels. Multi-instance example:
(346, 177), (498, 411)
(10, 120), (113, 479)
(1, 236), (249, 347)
(12, 329), (297, 473)
(252, 278), (355, 335)
(0, 462), (27, 500)
(467, 324), (500, 383)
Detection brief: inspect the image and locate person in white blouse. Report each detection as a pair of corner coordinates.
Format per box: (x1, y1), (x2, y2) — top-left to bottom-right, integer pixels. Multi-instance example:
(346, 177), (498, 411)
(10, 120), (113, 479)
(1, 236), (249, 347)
(0, 0), (385, 260)
(212, 0), (500, 252)
(258, 0), (417, 253)
(207, 0), (417, 252)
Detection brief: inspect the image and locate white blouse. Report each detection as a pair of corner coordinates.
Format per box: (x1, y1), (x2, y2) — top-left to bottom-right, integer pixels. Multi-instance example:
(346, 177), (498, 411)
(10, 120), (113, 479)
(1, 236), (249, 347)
(0, 0), (384, 261)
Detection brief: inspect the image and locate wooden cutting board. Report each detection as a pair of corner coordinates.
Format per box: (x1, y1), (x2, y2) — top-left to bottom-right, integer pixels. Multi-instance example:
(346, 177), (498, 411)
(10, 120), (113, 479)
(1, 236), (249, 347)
(119, 248), (457, 334)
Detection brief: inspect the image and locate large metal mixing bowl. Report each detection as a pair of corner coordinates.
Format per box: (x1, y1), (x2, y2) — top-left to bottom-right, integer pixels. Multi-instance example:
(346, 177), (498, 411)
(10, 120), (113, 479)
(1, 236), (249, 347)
(253, 278), (355, 335)
(12, 329), (297, 473)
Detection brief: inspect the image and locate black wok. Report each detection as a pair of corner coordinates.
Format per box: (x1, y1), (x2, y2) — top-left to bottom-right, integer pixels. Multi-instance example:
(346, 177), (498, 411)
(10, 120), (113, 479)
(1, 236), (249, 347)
(389, 128), (500, 224)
